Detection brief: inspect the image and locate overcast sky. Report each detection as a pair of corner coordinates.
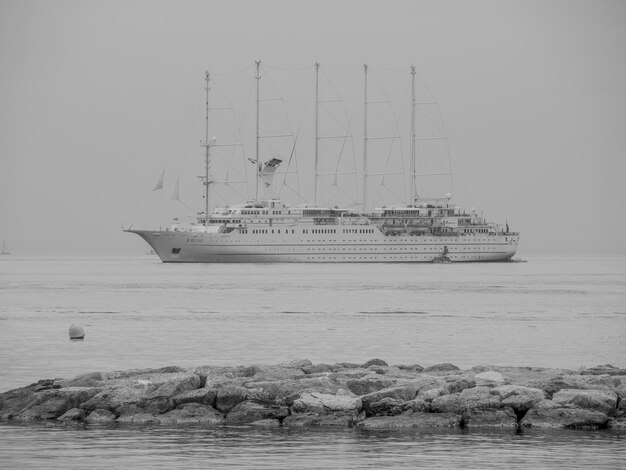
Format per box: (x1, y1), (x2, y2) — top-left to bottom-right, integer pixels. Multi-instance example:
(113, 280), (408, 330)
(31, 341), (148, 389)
(1, 0), (624, 256)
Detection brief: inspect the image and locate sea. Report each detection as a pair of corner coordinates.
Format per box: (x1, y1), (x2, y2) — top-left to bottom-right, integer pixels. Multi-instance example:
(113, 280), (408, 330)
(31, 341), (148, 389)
(0, 255), (624, 469)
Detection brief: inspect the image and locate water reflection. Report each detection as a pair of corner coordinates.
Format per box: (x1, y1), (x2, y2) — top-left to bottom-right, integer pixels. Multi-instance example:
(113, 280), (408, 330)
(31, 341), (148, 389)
(1, 424), (624, 469)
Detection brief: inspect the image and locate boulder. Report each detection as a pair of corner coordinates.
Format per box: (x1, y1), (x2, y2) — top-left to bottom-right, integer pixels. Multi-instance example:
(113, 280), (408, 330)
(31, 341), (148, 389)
(346, 375), (396, 395)
(607, 417), (626, 429)
(396, 364), (424, 373)
(462, 407), (518, 428)
(173, 388), (218, 407)
(275, 377), (342, 404)
(458, 386), (502, 410)
(195, 366), (266, 389)
(240, 380), (284, 401)
(520, 400), (609, 429)
(365, 397), (428, 417)
(9, 387), (98, 421)
(552, 389), (618, 416)
(582, 374), (621, 391)
(147, 374), (201, 399)
(240, 376), (342, 404)
(365, 397), (406, 417)
(474, 371), (507, 385)
(247, 365), (306, 382)
(360, 384), (419, 412)
(59, 372), (105, 388)
(106, 366), (187, 380)
(471, 366), (572, 390)
(423, 363), (460, 373)
(157, 403), (225, 425)
(367, 366), (390, 375)
(537, 374), (617, 397)
(193, 366), (237, 384)
(225, 400), (289, 424)
(618, 388), (626, 416)
(494, 385), (547, 414)
(402, 398), (429, 413)
(287, 392), (363, 427)
(358, 412), (462, 429)
(362, 358), (388, 368)
(579, 365), (626, 376)
(417, 388), (447, 402)
(138, 396), (175, 415)
(1, 386), (39, 420)
(328, 369), (373, 387)
(80, 387), (151, 413)
(373, 367), (424, 380)
(408, 375), (449, 393)
(31, 379), (58, 392)
(430, 393), (463, 414)
(447, 377), (476, 394)
(302, 364), (337, 375)
(57, 408), (86, 422)
(79, 370), (201, 413)
(292, 392), (362, 415)
(85, 408), (116, 424)
(214, 385), (251, 414)
(280, 359), (313, 369)
(431, 387), (501, 414)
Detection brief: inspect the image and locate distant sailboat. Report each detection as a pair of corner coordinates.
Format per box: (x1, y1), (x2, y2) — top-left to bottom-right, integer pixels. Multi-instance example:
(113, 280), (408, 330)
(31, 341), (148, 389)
(1, 241), (10, 255)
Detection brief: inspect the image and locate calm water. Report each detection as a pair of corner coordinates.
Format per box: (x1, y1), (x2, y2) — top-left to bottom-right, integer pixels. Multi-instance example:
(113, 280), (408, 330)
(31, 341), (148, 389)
(1, 255), (625, 468)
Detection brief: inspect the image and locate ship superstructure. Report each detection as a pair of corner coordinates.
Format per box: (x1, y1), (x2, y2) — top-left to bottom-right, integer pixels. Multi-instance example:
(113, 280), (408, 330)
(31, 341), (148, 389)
(127, 62), (519, 263)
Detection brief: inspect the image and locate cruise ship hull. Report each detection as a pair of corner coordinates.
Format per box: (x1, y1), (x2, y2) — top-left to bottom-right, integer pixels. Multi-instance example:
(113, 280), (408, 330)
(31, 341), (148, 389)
(128, 229), (518, 263)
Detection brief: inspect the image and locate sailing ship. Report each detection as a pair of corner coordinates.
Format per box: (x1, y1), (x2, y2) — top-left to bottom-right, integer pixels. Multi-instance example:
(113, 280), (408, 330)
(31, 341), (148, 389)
(126, 62), (519, 263)
(1, 241), (9, 256)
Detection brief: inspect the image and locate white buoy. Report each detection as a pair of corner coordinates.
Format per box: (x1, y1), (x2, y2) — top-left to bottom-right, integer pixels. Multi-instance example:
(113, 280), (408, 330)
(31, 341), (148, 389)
(69, 324), (85, 340)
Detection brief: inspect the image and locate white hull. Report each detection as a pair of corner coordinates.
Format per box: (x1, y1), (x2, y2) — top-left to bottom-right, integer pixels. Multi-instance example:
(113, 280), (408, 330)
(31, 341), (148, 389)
(129, 229), (518, 263)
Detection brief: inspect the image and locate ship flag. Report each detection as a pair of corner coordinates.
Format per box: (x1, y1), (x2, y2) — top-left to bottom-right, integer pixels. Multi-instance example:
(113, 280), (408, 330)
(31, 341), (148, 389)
(152, 168), (165, 191)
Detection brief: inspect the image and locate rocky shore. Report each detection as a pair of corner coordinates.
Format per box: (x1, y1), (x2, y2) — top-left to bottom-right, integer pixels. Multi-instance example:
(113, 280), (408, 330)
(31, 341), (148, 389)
(1, 360), (625, 430)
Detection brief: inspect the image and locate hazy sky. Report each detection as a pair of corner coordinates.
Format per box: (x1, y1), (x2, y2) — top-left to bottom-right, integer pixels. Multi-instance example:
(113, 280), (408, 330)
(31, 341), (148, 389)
(1, 0), (624, 256)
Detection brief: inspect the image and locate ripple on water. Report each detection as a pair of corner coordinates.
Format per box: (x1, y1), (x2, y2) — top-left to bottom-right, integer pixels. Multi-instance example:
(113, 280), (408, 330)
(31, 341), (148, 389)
(1, 424), (625, 469)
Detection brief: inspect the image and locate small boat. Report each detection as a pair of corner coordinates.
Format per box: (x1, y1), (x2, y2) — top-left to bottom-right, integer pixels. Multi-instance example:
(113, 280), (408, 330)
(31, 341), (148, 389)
(432, 246), (452, 263)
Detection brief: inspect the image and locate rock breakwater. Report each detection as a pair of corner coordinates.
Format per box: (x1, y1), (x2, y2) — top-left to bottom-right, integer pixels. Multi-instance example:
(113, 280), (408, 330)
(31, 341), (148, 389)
(1, 360), (625, 430)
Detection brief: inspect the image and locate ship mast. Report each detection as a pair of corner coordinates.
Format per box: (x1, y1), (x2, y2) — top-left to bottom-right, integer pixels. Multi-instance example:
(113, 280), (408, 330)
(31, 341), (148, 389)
(314, 62), (319, 206)
(255, 60), (261, 203)
(362, 63), (368, 212)
(203, 71), (211, 227)
(410, 65), (417, 205)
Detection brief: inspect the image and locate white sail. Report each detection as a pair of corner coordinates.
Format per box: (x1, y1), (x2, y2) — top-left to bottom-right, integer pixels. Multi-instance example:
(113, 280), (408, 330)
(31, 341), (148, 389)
(152, 168), (165, 191)
(171, 175), (180, 201)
